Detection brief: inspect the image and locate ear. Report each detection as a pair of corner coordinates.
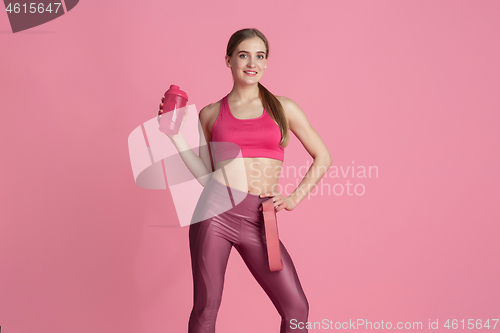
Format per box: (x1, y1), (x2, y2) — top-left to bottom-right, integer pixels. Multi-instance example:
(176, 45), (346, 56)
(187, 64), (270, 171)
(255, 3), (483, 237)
(225, 55), (231, 67)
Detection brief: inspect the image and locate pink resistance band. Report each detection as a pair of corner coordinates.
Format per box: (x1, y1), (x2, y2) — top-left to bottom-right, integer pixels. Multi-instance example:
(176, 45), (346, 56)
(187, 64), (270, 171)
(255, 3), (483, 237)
(262, 198), (284, 272)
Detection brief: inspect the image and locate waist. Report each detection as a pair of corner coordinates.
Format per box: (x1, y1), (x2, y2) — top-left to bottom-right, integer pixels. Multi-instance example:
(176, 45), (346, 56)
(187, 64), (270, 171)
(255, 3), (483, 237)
(212, 158), (282, 195)
(206, 177), (271, 212)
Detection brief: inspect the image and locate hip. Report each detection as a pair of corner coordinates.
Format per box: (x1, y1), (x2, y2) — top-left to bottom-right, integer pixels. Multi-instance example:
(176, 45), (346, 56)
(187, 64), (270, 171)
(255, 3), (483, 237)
(190, 177), (270, 225)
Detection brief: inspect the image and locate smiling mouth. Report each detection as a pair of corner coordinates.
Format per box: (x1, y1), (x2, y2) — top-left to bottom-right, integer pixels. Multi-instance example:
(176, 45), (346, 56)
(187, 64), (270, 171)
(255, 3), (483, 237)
(244, 71), (257, 75)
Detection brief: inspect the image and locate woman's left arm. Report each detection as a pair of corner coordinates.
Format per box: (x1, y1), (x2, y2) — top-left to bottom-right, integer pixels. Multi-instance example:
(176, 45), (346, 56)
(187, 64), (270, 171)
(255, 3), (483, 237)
(260, 96), (333, 211)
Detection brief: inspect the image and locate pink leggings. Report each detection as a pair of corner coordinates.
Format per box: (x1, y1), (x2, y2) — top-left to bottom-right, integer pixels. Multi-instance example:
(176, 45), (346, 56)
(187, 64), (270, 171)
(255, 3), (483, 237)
(188, 178), (309, 333)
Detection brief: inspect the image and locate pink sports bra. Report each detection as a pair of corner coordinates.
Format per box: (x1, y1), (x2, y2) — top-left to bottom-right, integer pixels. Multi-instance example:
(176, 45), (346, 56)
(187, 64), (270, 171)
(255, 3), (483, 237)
(211, 94), (284, 163)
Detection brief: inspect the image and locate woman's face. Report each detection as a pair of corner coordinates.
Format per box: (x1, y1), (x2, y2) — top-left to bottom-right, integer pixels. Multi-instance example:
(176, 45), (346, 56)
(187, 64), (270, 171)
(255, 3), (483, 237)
(226, 36), (268, 86)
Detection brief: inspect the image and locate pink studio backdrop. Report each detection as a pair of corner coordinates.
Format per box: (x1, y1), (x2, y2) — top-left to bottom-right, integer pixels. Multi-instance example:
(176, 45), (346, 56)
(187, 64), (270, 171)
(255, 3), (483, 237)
(1, 1), (499, 332)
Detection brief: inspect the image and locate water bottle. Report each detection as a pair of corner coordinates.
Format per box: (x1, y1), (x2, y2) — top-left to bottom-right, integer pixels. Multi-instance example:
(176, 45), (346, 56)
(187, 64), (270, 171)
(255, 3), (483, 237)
(158, 85), (188, 135)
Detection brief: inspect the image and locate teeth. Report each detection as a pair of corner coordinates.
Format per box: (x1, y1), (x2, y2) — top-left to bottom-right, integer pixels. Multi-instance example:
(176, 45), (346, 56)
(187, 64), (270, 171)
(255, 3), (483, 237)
(245, 71), (257, 74)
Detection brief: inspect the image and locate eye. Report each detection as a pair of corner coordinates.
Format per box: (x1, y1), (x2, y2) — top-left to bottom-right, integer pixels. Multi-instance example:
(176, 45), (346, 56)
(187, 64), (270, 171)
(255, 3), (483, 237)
(258, 55), (264, 59)
(239, 54), (247, 58)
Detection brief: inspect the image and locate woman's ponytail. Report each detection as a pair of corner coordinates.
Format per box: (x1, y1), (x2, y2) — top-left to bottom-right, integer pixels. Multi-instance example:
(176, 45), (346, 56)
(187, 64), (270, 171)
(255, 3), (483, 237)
(258, 82), (289, 148)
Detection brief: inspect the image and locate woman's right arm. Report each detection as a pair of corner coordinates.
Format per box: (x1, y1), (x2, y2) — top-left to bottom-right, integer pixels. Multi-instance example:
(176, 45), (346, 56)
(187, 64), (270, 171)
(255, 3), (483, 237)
(168, 105), (214, 187)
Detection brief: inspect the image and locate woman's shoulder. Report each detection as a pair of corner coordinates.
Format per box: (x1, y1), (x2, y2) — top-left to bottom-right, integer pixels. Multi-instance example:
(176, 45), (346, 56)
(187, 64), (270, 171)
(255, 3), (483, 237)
(274, 95), (310, 129)
(199, 98), (223, 120)
(275, 95), (291, 103)
(198, 98), (225, 134)
(275, 95), (301, 115)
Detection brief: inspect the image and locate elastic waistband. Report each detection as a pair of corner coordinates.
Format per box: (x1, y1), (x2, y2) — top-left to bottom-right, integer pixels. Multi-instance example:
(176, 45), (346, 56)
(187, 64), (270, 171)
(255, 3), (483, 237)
(206, 178), (270, 205)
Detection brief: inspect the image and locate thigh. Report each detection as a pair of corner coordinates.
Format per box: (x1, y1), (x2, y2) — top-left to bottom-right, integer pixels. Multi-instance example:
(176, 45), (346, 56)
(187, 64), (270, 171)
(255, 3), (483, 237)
(189, 217), (234, 300)
(189, 179), (240, 289)
(235, 221), (308, 316)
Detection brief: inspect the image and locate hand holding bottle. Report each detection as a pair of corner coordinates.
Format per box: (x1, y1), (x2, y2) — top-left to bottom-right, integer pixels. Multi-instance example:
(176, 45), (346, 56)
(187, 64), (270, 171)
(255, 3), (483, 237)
(157, 85), (189, 139)
(158, 96), (189, 140)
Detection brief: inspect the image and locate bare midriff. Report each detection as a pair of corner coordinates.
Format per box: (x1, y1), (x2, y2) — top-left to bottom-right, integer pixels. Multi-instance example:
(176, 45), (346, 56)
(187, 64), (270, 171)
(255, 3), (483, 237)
(212, 157), (283, 195)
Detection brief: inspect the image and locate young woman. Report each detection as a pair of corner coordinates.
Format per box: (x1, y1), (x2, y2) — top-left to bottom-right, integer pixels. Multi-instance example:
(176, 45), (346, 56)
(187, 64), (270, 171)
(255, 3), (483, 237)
(159, 28), (332, 333)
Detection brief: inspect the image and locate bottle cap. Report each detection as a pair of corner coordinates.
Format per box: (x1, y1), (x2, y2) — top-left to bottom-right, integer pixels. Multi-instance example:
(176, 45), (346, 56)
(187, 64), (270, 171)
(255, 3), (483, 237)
(166, 85), (188, 100)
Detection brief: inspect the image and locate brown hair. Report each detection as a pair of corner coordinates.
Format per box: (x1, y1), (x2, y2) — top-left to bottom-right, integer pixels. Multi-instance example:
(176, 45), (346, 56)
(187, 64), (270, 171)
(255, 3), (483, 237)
(226, 28), (290, 148)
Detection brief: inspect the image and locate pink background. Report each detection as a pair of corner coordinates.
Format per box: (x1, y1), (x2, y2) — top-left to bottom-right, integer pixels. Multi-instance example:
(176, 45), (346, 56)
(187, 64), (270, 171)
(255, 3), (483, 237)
(1, 1), (499, 332)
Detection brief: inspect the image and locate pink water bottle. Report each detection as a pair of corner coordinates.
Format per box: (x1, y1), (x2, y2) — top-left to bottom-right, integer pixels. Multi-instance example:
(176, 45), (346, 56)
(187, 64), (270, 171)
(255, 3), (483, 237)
(158, 85), (189, 135)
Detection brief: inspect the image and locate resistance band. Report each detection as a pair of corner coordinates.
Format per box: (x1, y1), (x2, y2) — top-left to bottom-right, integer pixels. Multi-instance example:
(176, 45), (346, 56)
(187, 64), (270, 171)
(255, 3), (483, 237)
(262, 198), (284, 272)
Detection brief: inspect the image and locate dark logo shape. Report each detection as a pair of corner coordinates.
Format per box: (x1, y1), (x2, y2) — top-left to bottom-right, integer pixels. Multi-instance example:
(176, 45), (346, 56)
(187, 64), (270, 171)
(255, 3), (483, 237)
(3, 0), (78, 33)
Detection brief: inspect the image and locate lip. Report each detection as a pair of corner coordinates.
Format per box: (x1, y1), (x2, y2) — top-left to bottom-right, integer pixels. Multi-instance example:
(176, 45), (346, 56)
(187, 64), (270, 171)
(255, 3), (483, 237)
(244, 70), (258, 76)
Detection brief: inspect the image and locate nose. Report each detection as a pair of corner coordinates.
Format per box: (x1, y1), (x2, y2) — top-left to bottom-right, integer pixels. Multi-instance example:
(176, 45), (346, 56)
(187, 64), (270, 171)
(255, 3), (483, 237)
(247, 57), (256, 67)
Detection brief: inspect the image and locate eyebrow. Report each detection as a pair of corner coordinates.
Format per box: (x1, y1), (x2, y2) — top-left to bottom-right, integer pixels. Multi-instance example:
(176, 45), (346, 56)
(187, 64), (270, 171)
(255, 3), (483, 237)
(238, 50), (266, 54)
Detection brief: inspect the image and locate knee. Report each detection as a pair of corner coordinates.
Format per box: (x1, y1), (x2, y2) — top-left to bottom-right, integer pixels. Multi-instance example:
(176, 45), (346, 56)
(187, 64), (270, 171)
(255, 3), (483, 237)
(191, 296), (222, 326)
(286, 296), (309, 321)
(193, 295), (223, 313)
(299, 297), (310, 318)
